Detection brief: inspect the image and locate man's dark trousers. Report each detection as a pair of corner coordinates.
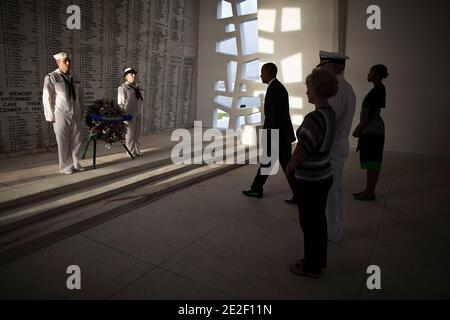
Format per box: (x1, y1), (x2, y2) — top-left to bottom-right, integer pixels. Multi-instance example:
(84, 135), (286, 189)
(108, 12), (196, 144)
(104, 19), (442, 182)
(251, 133), (294, 193)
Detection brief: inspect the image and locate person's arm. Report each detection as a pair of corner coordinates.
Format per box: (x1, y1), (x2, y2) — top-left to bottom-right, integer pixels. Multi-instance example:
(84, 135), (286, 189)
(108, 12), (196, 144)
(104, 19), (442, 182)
(286, 141), (307, 172)
(285, 141), (308, 184)
(285, 115), (315, 180)
(359, 106), (379, 131)
(117, 86), (125, 107)
(263, 87), (273, 129)
(353, 88), (384, 137)
(353, 118), (368, 137)
(328, 89), (344, 125)
(117, 86), (127, 110)
(76, 80), (85, 119)
(42, 74), (56, 122)
(280, 86), (290, 128)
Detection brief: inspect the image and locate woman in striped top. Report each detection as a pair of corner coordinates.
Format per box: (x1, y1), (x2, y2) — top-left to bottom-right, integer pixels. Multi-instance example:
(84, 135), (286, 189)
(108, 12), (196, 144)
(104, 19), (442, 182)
(286, 68), (338, 279)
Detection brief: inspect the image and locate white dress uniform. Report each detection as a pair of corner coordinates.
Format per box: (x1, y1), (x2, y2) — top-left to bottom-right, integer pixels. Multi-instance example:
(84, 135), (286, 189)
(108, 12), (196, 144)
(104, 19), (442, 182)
(42, 68), (84, 173)
(118, 81), (143, 157)
(326, 73), (356, 241)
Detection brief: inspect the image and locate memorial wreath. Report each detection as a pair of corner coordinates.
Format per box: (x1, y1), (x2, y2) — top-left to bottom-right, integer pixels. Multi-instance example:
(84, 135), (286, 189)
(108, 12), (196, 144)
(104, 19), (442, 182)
(85, 99), (132, 148)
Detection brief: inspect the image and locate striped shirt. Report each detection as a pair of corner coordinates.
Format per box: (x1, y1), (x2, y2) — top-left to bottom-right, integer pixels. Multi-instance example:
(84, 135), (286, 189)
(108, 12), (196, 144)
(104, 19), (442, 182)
(295, 106), (337, 182)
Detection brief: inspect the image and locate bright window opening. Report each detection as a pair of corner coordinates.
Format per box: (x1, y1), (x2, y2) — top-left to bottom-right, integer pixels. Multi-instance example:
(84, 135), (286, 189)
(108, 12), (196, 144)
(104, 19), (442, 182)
(214, 81), (226, 92)
(216, 109), (230, 129)
(242, 58), (260, 81)
(236, 0), (258, 16)
(217, 0), (233, 20)
(239, 115), (245, 126)
(247, 112), (262, 124)
(238, 96), (260, 109)
(240, 19), (259, 55)
(225, 23), (235, 32)
(227, 61), (237, 92)
(216, 37), (238, 56)
(214, 95), (233, 109)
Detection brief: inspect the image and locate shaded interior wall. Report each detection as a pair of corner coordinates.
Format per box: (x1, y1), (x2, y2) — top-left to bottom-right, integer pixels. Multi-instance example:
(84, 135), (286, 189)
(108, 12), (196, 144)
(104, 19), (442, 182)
(345, 0), (450, 156)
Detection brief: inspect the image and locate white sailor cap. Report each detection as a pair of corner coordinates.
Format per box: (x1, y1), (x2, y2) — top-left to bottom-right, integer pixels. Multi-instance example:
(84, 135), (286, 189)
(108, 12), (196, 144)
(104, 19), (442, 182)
(317, 50), (349, 66)
(53, 52), (69, 61)
(123, 67), (137, 77)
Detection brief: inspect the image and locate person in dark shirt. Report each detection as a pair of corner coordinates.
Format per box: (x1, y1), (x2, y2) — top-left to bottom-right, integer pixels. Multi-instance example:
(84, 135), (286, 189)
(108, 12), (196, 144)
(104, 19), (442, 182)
(242, 63), (296, 203)
(352, 64), (389, 200)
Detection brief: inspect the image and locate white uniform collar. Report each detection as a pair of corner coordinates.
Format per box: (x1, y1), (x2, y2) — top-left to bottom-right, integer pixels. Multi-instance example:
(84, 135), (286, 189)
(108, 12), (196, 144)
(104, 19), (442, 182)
(125, 81), (137, 88)
(55, 68), (72, 80)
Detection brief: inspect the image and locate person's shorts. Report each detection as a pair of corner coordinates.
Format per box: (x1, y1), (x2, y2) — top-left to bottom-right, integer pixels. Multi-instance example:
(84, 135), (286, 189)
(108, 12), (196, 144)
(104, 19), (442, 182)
(357, 133), (385, 170)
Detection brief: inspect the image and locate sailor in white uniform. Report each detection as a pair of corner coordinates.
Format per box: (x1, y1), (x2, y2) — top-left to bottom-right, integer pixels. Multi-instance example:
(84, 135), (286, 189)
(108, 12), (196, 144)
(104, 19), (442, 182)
(118, 67), (143, 157)
(317, 51), (356, 242)
(42, 52), (84, 174)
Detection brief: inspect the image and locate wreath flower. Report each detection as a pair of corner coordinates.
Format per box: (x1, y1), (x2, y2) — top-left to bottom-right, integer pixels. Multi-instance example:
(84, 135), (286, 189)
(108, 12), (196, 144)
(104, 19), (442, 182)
(85, 99), (131, 148)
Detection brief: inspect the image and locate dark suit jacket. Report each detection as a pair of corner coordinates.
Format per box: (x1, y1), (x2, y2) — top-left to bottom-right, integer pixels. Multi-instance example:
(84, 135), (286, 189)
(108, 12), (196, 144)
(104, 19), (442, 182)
(263, 78), (296, 145)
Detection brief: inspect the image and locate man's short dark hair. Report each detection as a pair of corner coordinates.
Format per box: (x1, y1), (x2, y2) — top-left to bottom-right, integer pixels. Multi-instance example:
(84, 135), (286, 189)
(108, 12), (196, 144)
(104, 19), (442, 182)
(262, 62), (278, 77)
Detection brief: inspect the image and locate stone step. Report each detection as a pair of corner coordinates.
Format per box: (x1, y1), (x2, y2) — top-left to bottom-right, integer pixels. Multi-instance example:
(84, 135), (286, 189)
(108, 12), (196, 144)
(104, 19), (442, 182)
(0, 148), (172, 212)
(0, 133), (240, 212)
(0, 144), (255, 264)
(0, 162), (193, 233)
(0, 141), (248, 232)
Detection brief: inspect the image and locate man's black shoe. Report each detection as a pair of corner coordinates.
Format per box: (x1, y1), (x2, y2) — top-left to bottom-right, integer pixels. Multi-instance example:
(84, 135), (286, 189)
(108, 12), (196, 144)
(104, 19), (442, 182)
(242, 189), (263, 198)
(284, 196), (297, 204)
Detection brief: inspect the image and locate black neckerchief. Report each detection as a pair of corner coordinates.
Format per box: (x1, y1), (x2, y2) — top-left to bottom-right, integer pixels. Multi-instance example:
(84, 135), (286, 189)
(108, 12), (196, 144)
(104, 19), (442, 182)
(128, 84), (143, 101)
(61, 73), (76, 100)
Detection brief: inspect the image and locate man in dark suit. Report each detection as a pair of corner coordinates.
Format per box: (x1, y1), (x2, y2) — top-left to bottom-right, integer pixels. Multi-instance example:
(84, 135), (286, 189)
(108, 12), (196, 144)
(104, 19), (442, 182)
(243, 63), (297, 203)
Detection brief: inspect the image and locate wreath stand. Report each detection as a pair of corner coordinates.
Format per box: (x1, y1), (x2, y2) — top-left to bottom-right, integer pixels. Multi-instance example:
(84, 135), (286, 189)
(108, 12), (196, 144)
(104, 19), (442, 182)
(82, 112), (135, 169)
(81, 133), (134, 169)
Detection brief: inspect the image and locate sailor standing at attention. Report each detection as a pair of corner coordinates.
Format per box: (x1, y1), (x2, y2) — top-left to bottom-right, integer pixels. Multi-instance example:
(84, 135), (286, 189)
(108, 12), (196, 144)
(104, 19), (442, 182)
(118, 67), (143, 157)
(317, 51), (356, 242)
(42, 52), (85, 175)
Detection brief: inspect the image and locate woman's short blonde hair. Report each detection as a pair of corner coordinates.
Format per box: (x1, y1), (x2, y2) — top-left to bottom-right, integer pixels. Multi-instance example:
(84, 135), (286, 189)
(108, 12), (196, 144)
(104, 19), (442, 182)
(306, 68), (338, 98)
